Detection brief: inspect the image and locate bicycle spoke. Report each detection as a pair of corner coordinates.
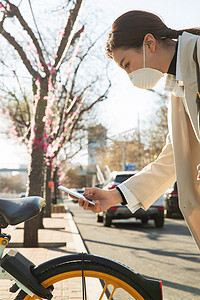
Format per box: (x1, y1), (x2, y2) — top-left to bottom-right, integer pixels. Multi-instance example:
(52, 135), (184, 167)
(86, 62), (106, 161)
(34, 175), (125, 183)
(99, 282), (108, 300)
(18, 269), (147, 299)
(108, 286), (116, 300)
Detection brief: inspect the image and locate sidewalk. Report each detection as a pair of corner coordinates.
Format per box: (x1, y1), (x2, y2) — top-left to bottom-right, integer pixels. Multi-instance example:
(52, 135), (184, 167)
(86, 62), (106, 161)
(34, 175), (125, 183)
(0, 207), (105, 300)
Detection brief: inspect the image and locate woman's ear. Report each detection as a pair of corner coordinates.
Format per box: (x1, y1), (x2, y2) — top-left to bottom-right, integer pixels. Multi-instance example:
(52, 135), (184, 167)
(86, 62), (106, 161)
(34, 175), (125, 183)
(143, 33), (156, 53)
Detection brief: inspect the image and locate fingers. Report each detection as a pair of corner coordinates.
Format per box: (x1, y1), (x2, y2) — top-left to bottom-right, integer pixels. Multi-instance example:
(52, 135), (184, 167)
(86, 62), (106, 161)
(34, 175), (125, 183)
(83, 187), (98, 199)
(78, 199), (100, 213)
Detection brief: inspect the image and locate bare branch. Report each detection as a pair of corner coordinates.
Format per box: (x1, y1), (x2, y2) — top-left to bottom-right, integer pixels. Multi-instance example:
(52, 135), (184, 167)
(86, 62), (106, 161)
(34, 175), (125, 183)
(0, 21), (39, 78)
(54, 0), (84, 71)
(80, 80), (111, 115)
(6, 1), (49, 75)
(27, 0), (50, 64)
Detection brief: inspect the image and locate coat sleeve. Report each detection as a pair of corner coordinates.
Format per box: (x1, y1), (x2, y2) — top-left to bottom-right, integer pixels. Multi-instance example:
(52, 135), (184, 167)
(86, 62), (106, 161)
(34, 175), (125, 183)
(118, 133), (176, 210)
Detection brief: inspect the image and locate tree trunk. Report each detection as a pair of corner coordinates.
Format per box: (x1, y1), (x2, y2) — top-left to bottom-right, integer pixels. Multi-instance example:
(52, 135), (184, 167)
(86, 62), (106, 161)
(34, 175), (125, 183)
(53, 166), (58, 205)
(44, 164), (52, 218)
(23, 78), (48, 247)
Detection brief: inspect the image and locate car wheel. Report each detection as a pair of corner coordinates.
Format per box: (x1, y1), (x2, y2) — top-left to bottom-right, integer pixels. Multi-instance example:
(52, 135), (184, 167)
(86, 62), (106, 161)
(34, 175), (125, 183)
(141, 218), (148, 224)
(103, 212), (112, 227)
(166, 210), (172, 218)
(96, 214), (103, 223)
(154, 216), (164, 228)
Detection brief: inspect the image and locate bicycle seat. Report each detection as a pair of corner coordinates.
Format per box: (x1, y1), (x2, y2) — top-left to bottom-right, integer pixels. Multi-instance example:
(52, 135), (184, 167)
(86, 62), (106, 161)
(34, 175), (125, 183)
(0, 197), (45, 226)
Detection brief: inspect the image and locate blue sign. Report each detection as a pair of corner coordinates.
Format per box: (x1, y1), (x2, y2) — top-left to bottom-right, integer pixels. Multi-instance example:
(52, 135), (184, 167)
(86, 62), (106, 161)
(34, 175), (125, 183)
(125, 163), (136, 171)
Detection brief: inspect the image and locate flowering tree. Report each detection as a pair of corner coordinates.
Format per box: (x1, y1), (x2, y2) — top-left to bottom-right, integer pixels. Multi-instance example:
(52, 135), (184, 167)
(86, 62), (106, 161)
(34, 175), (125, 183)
(0, 0), (110, 246)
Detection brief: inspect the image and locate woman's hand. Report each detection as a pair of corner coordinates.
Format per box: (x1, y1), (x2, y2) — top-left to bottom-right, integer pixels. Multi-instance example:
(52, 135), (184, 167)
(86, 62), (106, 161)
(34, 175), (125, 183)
(78, 187), (123, 213)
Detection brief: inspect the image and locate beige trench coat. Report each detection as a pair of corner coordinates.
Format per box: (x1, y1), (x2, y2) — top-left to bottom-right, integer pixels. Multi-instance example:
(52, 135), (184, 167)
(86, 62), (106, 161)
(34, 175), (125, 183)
(121, 32), (200, 250)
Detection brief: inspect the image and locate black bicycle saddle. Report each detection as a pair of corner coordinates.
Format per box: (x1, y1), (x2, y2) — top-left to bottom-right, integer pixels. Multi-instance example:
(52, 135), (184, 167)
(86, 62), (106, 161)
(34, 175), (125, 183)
(0, 197), (45, 227)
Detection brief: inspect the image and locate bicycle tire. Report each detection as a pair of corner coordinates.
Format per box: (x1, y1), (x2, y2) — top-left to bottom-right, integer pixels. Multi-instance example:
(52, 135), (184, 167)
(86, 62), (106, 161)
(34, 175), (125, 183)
(14, 253), (162, 300)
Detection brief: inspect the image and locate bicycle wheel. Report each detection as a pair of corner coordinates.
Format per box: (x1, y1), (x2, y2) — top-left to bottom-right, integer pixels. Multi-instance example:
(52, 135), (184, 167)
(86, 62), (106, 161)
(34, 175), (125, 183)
(15, 253), (162, 300)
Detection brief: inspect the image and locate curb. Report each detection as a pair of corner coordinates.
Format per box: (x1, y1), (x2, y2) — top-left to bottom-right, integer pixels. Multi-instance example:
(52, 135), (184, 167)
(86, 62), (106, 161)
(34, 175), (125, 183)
(65, 208), (107, 300)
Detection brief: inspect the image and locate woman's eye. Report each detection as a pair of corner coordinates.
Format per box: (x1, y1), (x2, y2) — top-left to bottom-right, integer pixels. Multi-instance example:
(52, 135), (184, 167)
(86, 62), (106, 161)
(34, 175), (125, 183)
(125, 63), (129, 69)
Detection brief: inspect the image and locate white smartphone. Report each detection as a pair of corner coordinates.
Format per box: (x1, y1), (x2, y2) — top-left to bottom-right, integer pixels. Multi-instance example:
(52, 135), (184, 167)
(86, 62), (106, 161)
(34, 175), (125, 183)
(58, 185), (95, 206)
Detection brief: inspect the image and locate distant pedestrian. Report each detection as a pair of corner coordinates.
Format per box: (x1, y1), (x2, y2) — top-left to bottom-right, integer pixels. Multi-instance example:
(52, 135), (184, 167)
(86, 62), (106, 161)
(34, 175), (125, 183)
(79, 10), (200, 250)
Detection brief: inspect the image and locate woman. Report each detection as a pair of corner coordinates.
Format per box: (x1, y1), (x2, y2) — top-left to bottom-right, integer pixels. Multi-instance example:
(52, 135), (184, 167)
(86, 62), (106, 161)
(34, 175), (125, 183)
(79, 10), (200, 249)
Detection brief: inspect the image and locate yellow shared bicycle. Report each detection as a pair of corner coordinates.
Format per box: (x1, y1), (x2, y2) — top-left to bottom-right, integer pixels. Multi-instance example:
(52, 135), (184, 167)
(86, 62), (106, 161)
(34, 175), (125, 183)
(0, 196), (163, 299)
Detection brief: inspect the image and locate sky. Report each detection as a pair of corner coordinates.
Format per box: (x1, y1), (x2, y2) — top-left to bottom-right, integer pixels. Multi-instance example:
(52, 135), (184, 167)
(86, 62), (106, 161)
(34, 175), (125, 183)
(0, 0), (200, 168)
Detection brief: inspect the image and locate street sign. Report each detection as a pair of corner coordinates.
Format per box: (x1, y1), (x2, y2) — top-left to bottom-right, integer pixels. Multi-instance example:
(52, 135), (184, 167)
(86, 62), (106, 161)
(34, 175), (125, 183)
(125, 163), (136, 171)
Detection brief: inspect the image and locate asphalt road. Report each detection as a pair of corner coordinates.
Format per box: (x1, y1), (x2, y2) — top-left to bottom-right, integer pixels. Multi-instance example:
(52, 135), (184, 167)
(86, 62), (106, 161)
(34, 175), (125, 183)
(67, 201), (200, 300)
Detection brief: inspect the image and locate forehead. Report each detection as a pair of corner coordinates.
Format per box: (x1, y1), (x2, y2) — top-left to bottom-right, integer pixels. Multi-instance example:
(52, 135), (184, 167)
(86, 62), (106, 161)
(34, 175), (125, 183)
(112, 47), (140, 66)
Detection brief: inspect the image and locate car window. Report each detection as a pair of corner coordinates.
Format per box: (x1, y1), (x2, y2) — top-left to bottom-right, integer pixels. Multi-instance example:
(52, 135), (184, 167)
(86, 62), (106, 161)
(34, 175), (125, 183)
(115, 174), (135, 183)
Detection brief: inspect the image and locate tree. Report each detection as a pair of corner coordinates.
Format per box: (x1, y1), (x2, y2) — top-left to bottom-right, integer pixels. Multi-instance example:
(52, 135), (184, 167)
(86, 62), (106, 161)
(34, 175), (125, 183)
(96, 135), (145, 172)
(141, 91), (168, 163)
(0, 0), (110, 246)
(96, 91), (169, 175)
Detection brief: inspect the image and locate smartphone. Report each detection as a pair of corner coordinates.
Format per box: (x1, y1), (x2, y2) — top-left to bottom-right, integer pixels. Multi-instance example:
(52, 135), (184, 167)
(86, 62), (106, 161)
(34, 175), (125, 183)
(58, 185), (95, 206)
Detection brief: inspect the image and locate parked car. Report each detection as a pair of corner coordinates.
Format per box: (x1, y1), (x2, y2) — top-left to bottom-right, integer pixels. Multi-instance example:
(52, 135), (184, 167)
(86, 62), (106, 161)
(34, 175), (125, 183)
(97, 171), (165, 228)
(164, 182), (183, 218)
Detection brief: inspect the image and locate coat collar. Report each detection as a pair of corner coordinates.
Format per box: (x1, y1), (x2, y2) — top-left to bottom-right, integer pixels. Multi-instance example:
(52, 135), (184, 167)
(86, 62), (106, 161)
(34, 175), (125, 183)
(166, 32), (200, 143)
(180, 32), (200, 142)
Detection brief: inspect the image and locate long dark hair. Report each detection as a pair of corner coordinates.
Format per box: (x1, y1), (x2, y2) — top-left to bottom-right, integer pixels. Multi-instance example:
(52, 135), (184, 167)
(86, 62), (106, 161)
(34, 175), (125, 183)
(106, 10), (200, 58)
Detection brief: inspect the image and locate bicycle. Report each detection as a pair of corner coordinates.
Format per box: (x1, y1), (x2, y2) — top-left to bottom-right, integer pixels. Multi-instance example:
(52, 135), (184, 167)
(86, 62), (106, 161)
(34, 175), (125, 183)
(0, 196), (163, 299)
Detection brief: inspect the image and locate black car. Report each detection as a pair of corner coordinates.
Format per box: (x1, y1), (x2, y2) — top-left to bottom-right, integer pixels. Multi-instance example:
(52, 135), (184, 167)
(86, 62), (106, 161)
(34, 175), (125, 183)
(164, 182), (183, 218)
(97, 171), (165, 228)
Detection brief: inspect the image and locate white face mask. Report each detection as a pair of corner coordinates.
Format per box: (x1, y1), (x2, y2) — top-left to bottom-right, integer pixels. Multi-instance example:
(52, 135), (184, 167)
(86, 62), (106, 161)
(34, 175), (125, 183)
(128, 41), (163, 89)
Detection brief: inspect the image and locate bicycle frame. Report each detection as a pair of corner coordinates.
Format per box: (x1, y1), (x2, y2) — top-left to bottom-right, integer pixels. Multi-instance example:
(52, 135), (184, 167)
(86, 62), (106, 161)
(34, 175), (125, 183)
(0, 233), (53, 299)
(0, 195), (163, 300)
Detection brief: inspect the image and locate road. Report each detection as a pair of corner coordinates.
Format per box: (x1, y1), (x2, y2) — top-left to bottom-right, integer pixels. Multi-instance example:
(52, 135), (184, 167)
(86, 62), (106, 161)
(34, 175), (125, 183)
(67, 201), (200, 300)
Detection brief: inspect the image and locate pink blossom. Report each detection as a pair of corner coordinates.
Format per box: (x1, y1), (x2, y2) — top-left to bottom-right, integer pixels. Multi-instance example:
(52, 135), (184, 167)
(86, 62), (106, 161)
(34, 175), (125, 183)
(42, 116), (47, 122)
(43, 132), (48, 139)
(37, 62), (43, 71)
(66, 118), (72, 125)
(26, 43), (32, 51)
(31, 123), (36, 133)
(35, 78), (40, 86)
(0, 4), (5, 12)
(73, 111), (78, 117)
(48, 79), (54, 91)
(43, 96), (49, 101)
(57, 30), (65, 36)
(46, 108), (53, 116)
(50, 67), (56, 74)
(10, 126), (18, 136)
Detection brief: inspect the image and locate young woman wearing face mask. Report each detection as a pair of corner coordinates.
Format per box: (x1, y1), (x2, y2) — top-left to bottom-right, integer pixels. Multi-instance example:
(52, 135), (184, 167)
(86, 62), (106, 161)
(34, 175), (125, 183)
(78, 10), (200, 250)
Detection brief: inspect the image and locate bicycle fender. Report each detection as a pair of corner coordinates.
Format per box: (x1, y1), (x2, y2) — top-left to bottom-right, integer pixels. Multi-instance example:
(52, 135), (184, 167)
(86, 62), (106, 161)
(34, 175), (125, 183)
(32, 253), (162, 300)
